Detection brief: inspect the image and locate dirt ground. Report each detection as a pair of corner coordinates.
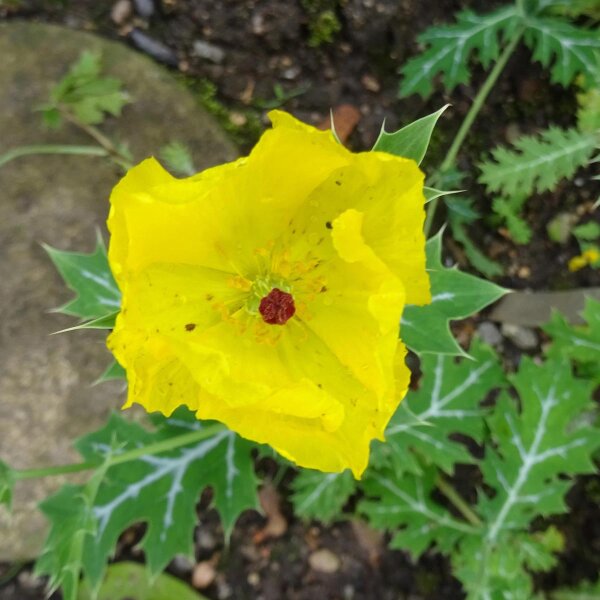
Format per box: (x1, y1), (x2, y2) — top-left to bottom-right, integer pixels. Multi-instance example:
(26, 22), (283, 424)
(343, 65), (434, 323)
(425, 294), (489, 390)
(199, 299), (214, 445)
(1, 1), (599, 599)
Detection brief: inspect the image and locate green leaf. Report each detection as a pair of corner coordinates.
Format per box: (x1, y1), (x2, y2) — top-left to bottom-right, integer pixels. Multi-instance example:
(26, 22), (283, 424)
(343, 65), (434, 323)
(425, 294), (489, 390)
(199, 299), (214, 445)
(544, 297), (600, 382)
(401, 231), (508, 355)
(290, 469), (355, 523)
(75, 411), (258, 590)
(463, 358), (600, 597)
(448, 219), (504, 278)
(577, 84), (600, 133)
(159, 141), (196, 177)
(372, 105), (448, 164)
(454, 530), (550, 600)
(481, 358), (598, 541)
(0, 460), (15, 509)
(360, 466), (475, 557)
(574, 221), (600, 241)
(424, 186), (462, 204)
(94, 360), (126, 385)
(551, 577), (600, 600)
(78, 562), (209, 600)
(446, 196), (504, 278)
(399, 6), (519, 98)
(492, 196), (532, 244)
(478, 127), (598, 198)
(524, 16), (600, 87)
(384, 340), (505, 475)
(45, 234), (121, 321)
(49, 51), (130, 126)
(36, 464), (109, 600)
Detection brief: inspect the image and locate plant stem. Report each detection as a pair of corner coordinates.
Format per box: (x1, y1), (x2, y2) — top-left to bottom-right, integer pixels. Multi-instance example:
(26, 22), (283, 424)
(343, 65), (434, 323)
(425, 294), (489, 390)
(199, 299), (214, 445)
(436, 474), (482, 527)
(424, 28), (524, 236)
(14, 423), (228, 481)
(0, 144), (108, 168)
(60, 108), (134, 170)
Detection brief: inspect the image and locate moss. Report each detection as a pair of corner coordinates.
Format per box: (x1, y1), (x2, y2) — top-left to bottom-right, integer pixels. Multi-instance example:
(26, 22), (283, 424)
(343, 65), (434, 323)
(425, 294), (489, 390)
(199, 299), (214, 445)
(300, 0), (342, 47)
(178, 76), (262, 152)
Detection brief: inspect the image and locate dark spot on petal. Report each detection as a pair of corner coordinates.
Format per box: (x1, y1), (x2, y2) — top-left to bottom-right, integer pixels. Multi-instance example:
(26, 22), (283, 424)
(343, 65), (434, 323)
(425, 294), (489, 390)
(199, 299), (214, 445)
(206, 294), (214, 301)
(335, 180), (341, 186)
(185, 323), (196, 331)
(320, 286), (328, 293)
(325, 221), (333, 229)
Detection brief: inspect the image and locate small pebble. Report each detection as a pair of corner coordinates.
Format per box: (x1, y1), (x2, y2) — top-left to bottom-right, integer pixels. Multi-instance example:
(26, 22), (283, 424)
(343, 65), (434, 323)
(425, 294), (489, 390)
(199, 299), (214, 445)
(501, 323), (538, 350)
(129, 28), (178, 66)
(133, 0), (154, 18)
(192, 561), (217, 589)
(111, 0), (133, 25)
(196, 529), (217, 550)
(193, 40), (225, 63)
(171, 554), (194, 575)
(477, 322), (503, 347)
(361, 73), (380, 92)
(229, 112), (247, 126)
(308, 548), (341, 573)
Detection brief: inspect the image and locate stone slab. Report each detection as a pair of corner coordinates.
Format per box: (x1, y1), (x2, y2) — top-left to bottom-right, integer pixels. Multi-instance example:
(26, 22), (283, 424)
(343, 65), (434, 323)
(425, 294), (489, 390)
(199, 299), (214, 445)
(0, 21), (237, 560)
(489, 288), (600, 326)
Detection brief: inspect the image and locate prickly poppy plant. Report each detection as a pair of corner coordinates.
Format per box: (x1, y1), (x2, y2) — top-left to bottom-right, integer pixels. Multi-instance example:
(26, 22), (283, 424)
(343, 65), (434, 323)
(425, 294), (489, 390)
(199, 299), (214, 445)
(107, 111), (430, 478)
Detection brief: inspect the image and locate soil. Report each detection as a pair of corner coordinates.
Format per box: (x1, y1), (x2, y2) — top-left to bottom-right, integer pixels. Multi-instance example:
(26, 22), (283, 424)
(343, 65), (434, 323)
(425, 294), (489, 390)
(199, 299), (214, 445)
(1, 1), (599, 599)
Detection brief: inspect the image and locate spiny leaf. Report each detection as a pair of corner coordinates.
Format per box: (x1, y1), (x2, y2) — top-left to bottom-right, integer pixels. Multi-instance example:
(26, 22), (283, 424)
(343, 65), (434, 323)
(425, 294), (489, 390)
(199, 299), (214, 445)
(290, 470), (355, 523)
(492, 197), (532, 244)
(454, 527), (561, 600)
(46, 51), (130, 126)
(35, 464), (108, 600)
(424, 186), (462, 204)
(478, 127), (598, 199)
(75, 411), (258, 590)
(399, 6), (519, 98)
(446, 196), (504, 278)
(159, 141), (196, 177)
(372, 105), (448, 164)
(401, 230), (508, 355)
(480, 358), (598, 541)
(384, 340), (505, 475)
(359, 466), (475, 557)
(524, 16), (600, 87)
(45, 234), (121, 321)
(544, 297), (600, 382)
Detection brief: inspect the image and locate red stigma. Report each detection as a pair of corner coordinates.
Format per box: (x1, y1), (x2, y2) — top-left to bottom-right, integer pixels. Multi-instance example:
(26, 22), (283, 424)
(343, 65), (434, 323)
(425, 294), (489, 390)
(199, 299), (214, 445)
(259, 288), (295, 325)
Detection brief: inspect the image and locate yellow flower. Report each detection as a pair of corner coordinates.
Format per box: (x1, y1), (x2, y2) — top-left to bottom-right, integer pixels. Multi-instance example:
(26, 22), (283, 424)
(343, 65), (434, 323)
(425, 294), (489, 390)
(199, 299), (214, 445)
(107, 111), (430, 478)
(568, 247), (600, 272)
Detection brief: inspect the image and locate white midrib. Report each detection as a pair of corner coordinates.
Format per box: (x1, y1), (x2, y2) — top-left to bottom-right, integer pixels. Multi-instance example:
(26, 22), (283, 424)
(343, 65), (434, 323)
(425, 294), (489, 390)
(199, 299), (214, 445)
(296, 473), (339, 513)
(94, 430), (230, 538)
(386, 359), (493, 436)
(486, 386), (556, 543)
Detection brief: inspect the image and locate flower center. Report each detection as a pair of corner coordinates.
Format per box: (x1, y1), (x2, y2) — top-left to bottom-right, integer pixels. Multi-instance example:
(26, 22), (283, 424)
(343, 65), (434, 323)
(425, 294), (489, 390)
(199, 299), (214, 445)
(259, 288), (295, 325)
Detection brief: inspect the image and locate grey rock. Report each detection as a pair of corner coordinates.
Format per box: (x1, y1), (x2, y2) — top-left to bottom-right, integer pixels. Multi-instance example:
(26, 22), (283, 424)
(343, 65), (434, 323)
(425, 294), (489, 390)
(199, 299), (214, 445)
(501, 324), (539, 350)
(193, 40), (226, 64)
(0, 21), (236, 560)
(490, 288), (600, 326)
(133, 0), (154, 18)
(129, 28), (178, 66)
(477, 321), (503, 347)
